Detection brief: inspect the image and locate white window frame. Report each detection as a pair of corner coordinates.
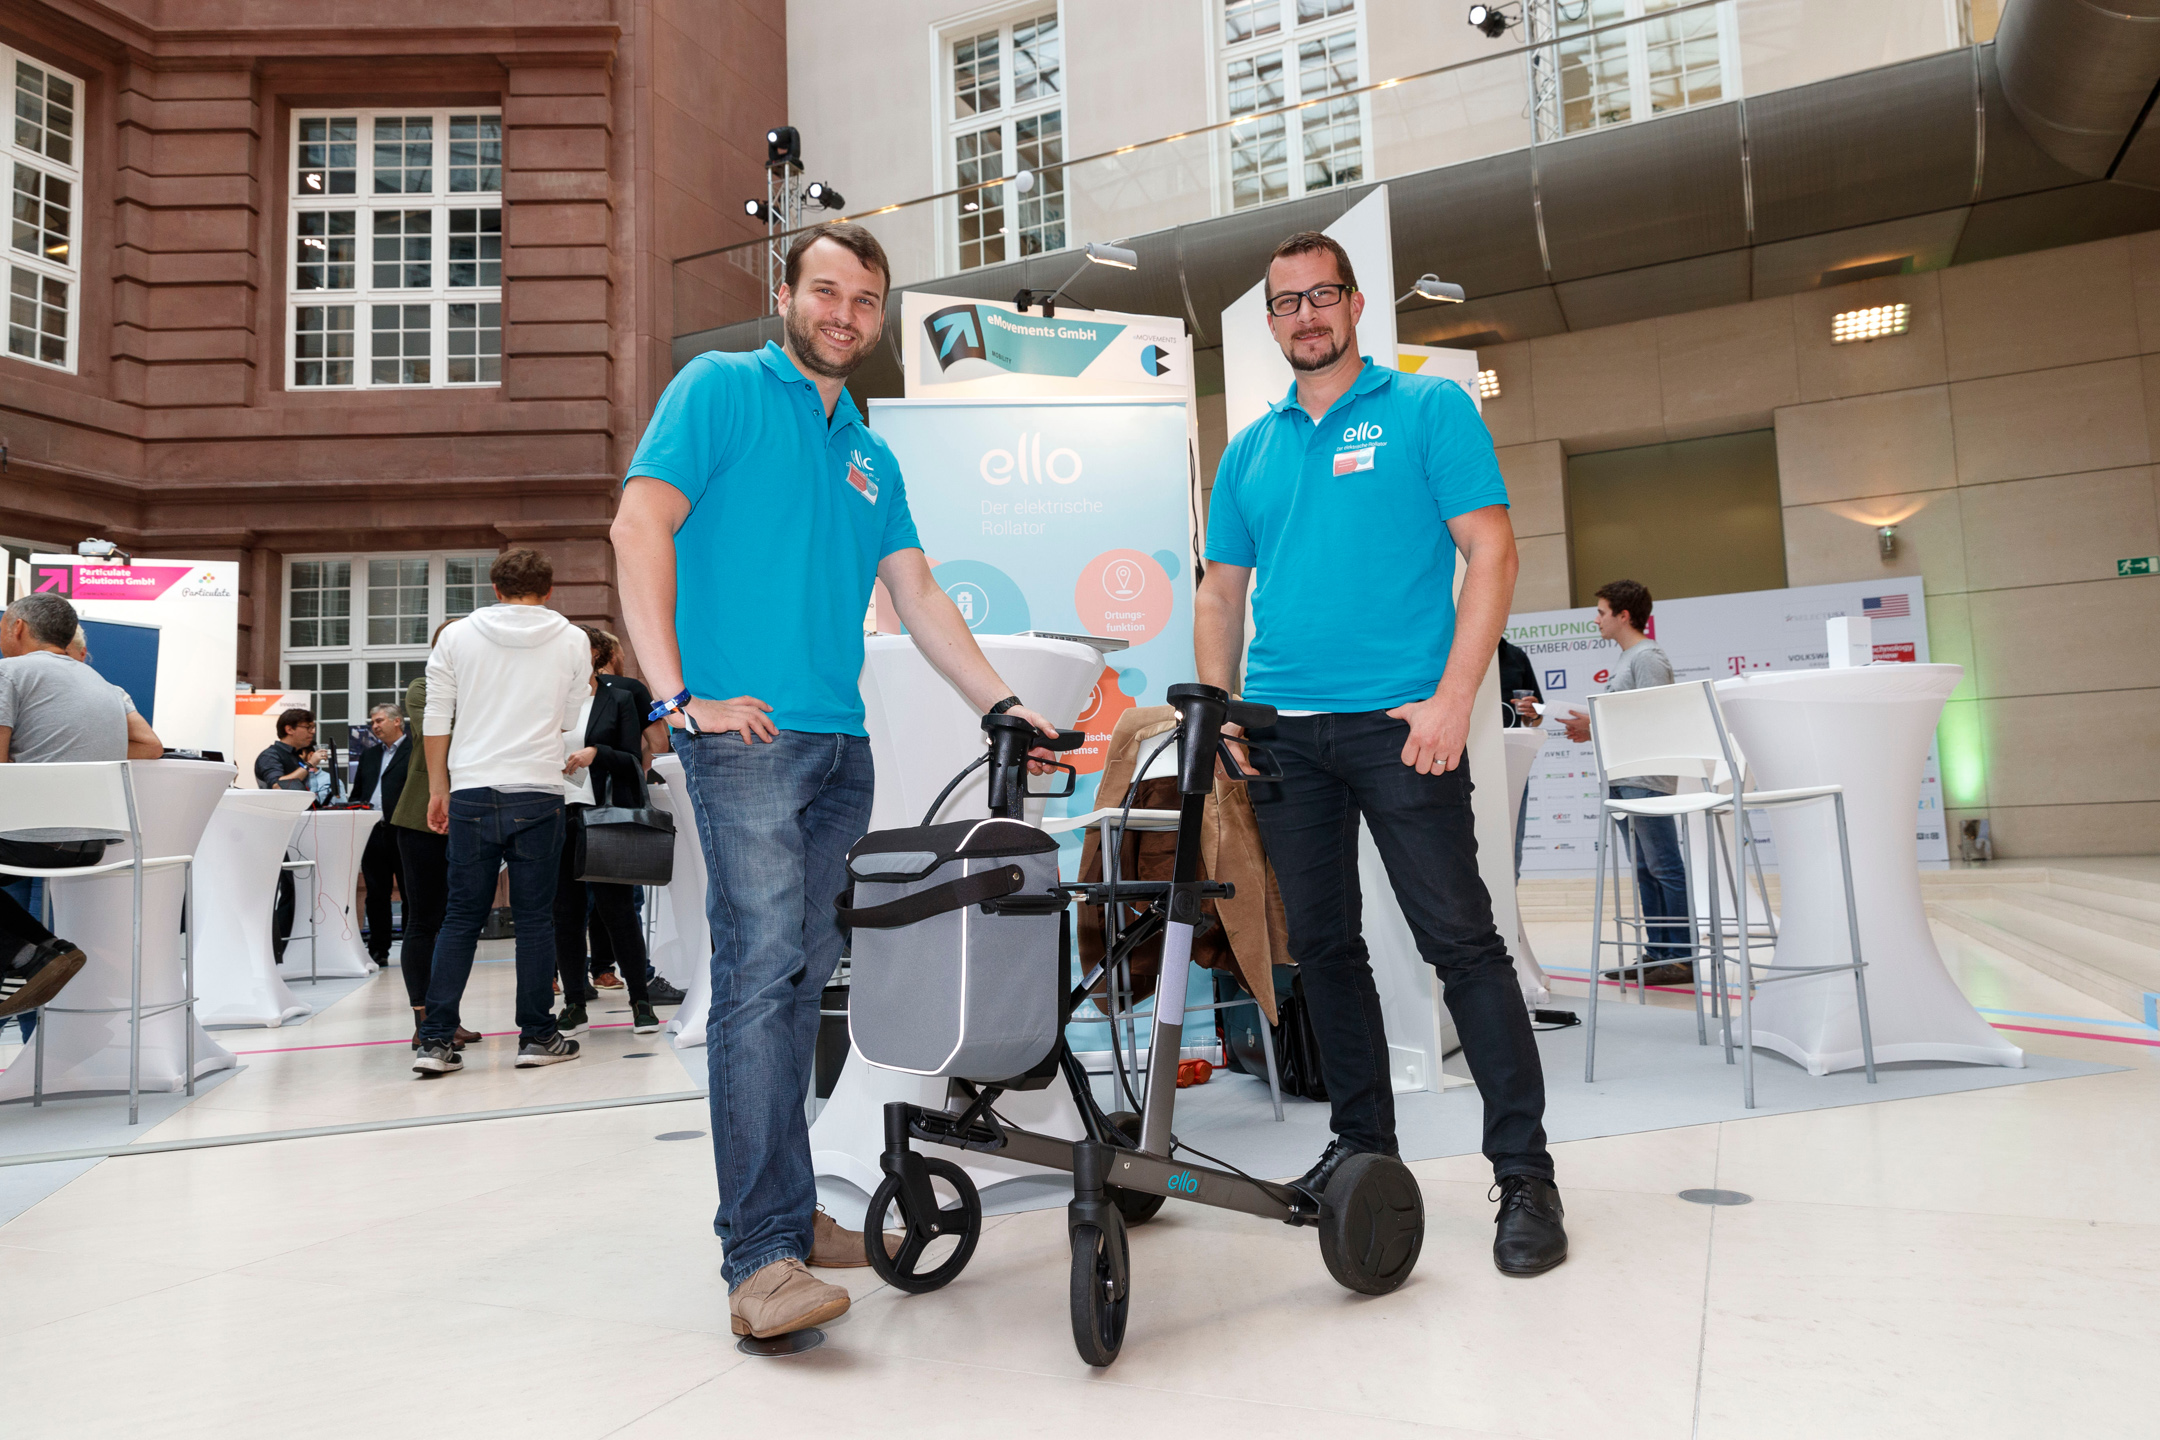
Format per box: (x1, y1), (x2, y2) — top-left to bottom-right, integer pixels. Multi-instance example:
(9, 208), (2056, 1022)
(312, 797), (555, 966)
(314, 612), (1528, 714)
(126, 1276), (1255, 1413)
(1214, 0), (1369, 214)
(285, 107), (503, 392)
(1550, 0), (1742, 140)
(934, 4), (1068, 273)
(281, 551), (499, 725)
(4, 45), (84, 374)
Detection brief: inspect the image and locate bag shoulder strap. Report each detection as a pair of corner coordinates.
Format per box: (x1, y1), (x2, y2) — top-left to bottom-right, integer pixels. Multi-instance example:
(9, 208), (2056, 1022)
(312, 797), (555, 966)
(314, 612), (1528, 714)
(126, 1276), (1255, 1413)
(835, 863), (1027, 930)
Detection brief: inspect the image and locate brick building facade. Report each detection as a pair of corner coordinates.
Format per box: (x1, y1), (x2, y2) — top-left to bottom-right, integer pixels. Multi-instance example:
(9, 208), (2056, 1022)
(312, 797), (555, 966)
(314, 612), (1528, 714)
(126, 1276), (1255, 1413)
(0, 1), (779, 726)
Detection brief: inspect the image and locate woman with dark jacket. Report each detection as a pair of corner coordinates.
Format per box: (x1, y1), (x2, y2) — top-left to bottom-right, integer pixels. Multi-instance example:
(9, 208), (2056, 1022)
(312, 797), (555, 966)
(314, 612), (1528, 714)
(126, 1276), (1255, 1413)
(556, 626), (660, 1035)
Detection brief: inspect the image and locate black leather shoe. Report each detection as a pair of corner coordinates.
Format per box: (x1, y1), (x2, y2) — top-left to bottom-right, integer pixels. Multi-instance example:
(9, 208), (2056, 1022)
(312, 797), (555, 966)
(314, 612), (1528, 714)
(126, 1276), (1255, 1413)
(1291, 1138), (1370, 1206)
(1492, 1175), (1568, 1276)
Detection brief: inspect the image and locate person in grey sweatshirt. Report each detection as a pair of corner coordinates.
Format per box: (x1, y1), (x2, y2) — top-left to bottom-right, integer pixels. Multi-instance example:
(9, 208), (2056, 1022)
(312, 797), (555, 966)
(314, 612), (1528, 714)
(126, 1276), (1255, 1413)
(412, 547), (592, 1076)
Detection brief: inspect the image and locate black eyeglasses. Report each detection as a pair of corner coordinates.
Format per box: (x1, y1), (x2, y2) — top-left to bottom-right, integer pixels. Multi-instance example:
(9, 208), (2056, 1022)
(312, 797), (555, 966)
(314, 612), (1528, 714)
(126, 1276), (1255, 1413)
(1266, 283), (1355, 318)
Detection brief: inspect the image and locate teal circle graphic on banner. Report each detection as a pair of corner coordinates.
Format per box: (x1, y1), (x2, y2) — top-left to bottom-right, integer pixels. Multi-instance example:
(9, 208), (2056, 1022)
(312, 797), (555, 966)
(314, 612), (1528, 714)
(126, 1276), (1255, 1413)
(1117, 666), (1147, 696)
(1151, 550), (1181, 583)
(930, 559), (1030, 634)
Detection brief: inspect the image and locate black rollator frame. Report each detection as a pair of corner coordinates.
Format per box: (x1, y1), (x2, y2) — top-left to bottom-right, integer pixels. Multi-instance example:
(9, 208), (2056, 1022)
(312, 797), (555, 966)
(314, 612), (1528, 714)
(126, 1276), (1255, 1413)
(860, 683), (1426, 1367)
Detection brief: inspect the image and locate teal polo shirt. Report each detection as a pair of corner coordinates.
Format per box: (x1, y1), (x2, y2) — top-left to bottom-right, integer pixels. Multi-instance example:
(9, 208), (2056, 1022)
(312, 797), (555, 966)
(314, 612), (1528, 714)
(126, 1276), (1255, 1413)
(1204, 358), (1510, 712)
(624, 342), (921, 735)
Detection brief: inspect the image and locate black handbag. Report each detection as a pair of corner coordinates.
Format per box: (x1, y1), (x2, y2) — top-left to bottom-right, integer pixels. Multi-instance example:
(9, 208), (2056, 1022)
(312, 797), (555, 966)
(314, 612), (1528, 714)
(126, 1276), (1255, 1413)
(571, 762), (674, 886)
(1216, 965), (1328, 1102)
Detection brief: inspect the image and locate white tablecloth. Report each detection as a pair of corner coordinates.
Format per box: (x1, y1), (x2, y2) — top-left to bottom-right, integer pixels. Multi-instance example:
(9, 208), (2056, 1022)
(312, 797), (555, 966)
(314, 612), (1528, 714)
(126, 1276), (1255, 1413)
(1715, 664), (2021, 1073)
(286, 809), (381, 979)
(0, 760), (239, 1100)
(649, 756), (713, 1052)
(1502, 725), (1551, 1004)
(192, 789), (316, 1027)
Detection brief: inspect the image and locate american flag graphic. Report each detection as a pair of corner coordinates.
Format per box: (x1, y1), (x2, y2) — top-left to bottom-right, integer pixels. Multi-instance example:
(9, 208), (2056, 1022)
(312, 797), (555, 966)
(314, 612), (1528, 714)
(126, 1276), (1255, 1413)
(1862, 593), (1910, 618)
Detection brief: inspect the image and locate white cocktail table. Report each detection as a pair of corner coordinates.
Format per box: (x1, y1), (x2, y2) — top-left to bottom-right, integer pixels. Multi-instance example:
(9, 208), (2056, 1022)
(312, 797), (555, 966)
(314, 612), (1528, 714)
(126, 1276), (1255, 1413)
(0, 759), (239, 1101)
(192, 788), (317, 1027)
(1502, 725), (1551, 1004)
(285, 808), (381, 980)
(649, 755), (714, 1052)
(811, 634), (1105, 1206)
(1714, 664), (2020, 1073)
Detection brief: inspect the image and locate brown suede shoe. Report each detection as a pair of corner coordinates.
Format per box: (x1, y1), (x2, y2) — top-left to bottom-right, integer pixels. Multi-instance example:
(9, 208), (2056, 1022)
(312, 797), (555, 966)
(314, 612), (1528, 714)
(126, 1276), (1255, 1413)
(728, 1258), (850, 1338)
(810, 1208), (899, 1268)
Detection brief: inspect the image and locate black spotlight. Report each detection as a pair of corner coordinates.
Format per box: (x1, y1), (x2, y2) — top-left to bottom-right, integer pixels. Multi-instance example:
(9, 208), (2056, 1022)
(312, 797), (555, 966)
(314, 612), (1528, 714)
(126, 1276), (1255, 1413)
(805, 181), (846, 210)
(765, 125), (802, 169)
(744, 198), (770, 221)
(1468, 3), (1509, 37)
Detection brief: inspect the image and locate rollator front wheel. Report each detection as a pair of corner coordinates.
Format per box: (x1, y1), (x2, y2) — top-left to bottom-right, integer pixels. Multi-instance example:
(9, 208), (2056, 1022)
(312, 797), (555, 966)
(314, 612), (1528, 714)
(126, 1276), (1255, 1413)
(1069, 1213), (1130, 1367)
(1316, 1153), (1424, 1296)
(865, 1155), (982, 1294)
(1105, 1111), (1166, 1225)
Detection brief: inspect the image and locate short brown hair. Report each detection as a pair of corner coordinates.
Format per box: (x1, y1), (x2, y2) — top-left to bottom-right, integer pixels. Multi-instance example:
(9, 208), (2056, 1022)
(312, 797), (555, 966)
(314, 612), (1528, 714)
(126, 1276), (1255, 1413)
(1265, 231), (1358, 299)
(276, 706), (315, 737)
(784, 222), (892, 297)
(490, 547), (554, 600)
(1595, 579), (1653, 631)
(581, 624), (618, 668)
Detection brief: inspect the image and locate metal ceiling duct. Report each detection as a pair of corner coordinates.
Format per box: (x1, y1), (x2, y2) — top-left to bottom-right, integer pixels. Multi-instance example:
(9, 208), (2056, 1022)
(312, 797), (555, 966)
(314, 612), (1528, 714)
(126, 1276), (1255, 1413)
(1995, 0), (2160, 183)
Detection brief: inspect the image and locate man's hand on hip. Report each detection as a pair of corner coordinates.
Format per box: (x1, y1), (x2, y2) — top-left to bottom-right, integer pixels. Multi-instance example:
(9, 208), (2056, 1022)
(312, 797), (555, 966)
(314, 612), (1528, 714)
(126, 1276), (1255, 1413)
(1386, 693), (1473, 775)
(674, 695), (778, 744)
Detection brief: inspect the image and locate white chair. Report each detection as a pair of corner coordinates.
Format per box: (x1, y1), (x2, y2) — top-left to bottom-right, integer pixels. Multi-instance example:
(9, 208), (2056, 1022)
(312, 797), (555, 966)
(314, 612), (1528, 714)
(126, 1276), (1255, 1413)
(1583, 679), (1876, 1107)
(0, 761), (199, 1124)
(1042, 734), (1287, 1122)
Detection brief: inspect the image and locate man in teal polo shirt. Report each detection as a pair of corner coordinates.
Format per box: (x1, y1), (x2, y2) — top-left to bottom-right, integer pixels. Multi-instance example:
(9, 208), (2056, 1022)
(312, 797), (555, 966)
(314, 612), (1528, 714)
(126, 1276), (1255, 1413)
(612, 222), (1057, 1340)
(1195, 231), (1567, 1277)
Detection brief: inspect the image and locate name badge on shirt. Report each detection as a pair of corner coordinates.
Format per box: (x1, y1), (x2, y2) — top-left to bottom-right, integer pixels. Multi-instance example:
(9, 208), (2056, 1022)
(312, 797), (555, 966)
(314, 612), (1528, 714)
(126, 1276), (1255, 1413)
(1332, 445), (1376, 476)
(843, 449), (880, 504)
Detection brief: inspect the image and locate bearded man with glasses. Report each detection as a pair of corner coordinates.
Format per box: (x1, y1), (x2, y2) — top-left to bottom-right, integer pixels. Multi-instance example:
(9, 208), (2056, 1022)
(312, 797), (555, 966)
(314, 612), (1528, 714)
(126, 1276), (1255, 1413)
(1193, 231), (1568, 1277)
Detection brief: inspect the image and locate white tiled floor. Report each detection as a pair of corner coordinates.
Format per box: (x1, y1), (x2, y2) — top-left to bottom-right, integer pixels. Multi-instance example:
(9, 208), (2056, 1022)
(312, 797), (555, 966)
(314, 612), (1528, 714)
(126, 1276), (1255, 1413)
(3, 922), (2156, 1438)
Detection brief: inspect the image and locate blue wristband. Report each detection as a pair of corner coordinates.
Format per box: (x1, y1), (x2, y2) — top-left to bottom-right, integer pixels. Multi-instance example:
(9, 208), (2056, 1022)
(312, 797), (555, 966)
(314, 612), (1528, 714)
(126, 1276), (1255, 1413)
(646, 688), (691, 724)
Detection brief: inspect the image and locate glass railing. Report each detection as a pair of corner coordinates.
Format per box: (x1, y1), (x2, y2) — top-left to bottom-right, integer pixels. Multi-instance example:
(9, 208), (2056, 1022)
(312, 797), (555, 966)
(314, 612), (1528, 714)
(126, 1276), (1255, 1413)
(673, 0), (1968, 339)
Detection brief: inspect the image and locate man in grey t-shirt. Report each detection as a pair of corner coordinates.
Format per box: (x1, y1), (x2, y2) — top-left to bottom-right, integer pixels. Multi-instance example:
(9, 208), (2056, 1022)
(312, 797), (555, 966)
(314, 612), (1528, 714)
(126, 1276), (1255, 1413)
(0, 592), (163, 1018)
(1560, 580), (1691, 979)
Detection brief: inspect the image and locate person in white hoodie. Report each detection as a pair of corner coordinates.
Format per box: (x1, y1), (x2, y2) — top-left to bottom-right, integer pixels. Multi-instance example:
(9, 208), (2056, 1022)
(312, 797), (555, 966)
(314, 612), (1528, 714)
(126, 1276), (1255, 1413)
(413, 547), (592, 1076)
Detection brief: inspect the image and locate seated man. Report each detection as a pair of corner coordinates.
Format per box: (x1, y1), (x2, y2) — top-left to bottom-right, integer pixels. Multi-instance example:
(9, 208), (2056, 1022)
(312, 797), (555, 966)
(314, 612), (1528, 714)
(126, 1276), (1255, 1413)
(0, 593), (163, 1018)
(255, 707), (327, 960)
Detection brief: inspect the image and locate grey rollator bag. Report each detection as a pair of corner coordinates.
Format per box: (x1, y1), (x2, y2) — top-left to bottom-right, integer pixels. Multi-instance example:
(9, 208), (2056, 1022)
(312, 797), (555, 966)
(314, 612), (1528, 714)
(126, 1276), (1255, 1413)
(838, 816), (1068, 1082)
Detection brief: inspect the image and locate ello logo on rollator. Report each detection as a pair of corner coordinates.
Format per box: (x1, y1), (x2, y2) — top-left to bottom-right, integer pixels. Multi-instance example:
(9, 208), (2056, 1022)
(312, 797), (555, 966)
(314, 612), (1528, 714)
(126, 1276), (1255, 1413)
(981, 434), (1082, 485)
(1166, 1171), (1200, 1194)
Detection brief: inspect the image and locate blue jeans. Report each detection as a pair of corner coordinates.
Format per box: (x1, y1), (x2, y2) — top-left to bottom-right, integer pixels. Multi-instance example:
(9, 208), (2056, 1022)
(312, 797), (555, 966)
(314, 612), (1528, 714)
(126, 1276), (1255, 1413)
(1611, 785), (1690, 960)
(1246, 712), (1552, 1181)
(673, 729), (873, 1289)
(423, 787), (564, 1044)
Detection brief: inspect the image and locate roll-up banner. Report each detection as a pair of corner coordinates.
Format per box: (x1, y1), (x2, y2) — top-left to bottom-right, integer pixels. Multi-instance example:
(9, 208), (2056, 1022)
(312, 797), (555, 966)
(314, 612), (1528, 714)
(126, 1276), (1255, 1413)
(30, 554), (239, 761)
(1507, 576), (1948, 873)
(867, 396), (1195, 836)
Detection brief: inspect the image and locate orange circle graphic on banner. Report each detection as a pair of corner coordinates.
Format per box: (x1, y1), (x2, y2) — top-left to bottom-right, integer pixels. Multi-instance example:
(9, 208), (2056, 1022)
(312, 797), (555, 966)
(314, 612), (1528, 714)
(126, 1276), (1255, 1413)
(1067, 668), (1139, 776)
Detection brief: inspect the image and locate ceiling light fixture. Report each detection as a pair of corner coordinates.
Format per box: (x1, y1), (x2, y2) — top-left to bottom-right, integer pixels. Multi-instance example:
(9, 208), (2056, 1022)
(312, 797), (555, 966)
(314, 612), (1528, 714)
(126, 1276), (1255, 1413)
(1467, 3), (1514, 38)
(1831, 303), (1909, 344)
(1477, 369), (1501, 400)
(1013, 242), (1141, 317)
(1397, 274), (1466, 305)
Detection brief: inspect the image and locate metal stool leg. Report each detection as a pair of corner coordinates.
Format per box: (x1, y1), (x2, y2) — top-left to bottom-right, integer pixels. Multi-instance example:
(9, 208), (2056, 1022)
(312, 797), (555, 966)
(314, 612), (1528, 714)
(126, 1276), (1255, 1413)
(1256, 993), (1285, 1121)
(1706, 807), (1734, 1064)
(32, 1000), (44, 1106)
(1684, 815), (1706, 1044)
(1735, 799), (1756, 1109)
(184, 860), (197, 1098)
(128, 856), (144, 1126)
(1832, 793), (1877, 1085)
(1585, 806), (1611, 1082)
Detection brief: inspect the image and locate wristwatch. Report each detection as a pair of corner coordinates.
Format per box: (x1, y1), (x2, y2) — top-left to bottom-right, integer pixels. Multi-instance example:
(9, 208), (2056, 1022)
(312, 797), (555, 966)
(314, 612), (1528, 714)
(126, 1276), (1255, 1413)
(988, 695), (1023, 715)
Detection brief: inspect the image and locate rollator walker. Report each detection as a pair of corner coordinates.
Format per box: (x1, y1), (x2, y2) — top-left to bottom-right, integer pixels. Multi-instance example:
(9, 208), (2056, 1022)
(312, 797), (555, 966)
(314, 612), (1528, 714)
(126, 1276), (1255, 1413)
(838, 682), (1425, 1368)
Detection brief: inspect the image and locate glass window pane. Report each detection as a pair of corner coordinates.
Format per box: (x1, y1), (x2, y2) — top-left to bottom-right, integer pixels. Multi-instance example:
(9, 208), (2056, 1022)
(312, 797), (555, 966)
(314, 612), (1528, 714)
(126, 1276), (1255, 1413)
(295, 209), (356, 290)
(447, 208), (501, 287)
(448, 114), (502, 194)
(373, 115), (434, 195)
(446, 301), (500, 384)
(366, 557), (430, 646)
(955, 126), (1005, 270)
(371, 209), (432, 289)
(292, 304), (355, 386)
(370, 303), (431, 386)
(11, 164), (71, 267)
(1013, 14), (1060, 103)
(1224, 0), (1282, 44)
(1014, 111), (1064, 257)
(7, 264), (68, 368)
(14, 60), (77, 167)
(444, 557), (487, 618)
(297, 116), (358, 196)
(287, 560), (351, 648)
(953, 30), (1001, 117)
(1295, 0), (1355, 22)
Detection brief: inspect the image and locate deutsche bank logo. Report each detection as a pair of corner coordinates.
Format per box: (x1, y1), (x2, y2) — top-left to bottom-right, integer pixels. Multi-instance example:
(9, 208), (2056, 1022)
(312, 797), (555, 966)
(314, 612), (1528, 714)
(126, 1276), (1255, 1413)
(1544, 669), (1567, 690)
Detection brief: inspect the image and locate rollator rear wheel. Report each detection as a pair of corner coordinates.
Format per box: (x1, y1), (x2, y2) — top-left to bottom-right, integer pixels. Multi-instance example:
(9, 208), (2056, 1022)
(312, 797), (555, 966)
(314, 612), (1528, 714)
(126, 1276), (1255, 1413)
(1316, 1153), (1424, 1296)
(865, 1155), (982, 1294)
(1068, 1213), (1130, 1367)
(1105, 1111), (1166, 1225)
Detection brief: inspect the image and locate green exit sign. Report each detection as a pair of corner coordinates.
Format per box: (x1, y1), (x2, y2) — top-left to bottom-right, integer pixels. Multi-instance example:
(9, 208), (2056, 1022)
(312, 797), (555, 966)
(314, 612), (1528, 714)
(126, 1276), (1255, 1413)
(2122, 556), (2159, 577)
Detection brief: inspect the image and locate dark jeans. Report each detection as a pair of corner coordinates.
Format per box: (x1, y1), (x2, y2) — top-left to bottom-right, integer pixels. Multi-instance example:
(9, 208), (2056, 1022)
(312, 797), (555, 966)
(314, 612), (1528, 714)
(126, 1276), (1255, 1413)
(1247, 712), (1553, 1182)
(1611, 785), (1690, 960)
(422, 787), (563, 1044)
(393, 825), (449, 1009)
(360, 822), (403, 961)
(555, 809), (650, 1008)
(673, 728), (873, 1288)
